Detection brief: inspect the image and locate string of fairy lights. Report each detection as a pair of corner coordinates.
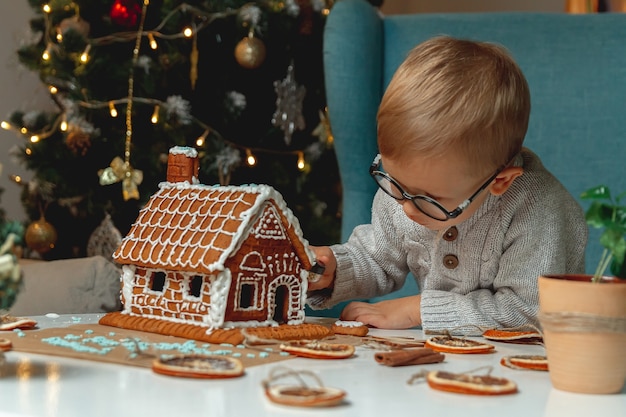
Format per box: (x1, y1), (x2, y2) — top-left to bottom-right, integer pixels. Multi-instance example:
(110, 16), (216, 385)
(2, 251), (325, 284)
(2, 0), (334, 201)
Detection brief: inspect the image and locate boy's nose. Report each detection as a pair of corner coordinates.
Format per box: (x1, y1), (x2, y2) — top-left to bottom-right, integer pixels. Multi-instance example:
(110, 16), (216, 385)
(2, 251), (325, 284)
(401, 199), (424, 221)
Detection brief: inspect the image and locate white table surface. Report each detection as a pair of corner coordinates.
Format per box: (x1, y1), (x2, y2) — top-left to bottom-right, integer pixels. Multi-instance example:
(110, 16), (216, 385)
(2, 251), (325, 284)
(0, 314), (624, 417)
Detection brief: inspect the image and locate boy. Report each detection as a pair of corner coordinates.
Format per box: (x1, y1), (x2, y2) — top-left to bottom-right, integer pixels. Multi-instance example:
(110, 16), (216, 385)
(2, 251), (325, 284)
(307, 36), (587, 333)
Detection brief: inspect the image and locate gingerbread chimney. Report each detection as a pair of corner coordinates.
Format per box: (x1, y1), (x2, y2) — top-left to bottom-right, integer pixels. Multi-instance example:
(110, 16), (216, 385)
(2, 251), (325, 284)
(166, 146), (200, 184)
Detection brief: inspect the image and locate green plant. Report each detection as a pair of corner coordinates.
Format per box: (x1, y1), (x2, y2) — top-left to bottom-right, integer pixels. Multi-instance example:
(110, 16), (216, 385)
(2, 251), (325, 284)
(580, 185), (626, 281)
(0, 234), (22, 311)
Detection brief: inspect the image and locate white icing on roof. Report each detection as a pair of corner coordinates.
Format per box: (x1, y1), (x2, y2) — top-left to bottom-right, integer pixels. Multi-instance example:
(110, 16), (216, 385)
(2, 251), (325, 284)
(113, 183), (315, 274)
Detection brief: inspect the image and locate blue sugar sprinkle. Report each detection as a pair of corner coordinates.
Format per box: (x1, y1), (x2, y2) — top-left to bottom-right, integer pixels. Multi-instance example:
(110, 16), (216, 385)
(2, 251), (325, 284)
(259, 352), (269, 358)
(279, 352), (290, 356)
(37, 329), (256, 361)
(41, 337), (113, 355)
(83, 336), (119, 347)
(121, 338), (151, 353)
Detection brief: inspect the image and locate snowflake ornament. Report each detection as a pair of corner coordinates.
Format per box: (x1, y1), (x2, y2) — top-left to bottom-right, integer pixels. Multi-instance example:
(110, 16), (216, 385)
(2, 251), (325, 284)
(87, 213), (122, 261)
(272, 64), (306, 145)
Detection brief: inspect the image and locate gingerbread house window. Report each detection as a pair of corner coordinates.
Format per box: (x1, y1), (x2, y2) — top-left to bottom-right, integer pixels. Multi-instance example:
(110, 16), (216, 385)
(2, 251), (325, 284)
(239, 283), (254, 308)
(189, 275), (203, 297)
(240, 252), (265, 271)
(150, 271), (166, 292)
(235, 274), (264, 311)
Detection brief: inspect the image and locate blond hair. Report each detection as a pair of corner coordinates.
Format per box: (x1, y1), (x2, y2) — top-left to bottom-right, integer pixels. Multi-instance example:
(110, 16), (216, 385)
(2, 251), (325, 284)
(377, 36), (530, 175)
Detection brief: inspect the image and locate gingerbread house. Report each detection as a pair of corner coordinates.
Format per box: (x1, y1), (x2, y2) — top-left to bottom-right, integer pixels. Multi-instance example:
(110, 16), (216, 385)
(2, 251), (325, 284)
(111, 146), (315, 332)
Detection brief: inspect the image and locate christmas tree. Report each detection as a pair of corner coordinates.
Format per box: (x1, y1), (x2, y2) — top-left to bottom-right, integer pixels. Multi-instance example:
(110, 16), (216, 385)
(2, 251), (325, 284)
(4, 0), (361, 259)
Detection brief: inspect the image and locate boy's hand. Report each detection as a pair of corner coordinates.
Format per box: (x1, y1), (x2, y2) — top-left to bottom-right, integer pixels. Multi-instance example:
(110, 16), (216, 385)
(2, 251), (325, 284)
(340, 295), (422, 330)
(308, 246), (337, 291)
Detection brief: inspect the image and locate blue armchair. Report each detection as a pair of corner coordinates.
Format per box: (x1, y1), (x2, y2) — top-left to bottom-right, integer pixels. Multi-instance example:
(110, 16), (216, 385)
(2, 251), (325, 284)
(321, 0), (626, 308)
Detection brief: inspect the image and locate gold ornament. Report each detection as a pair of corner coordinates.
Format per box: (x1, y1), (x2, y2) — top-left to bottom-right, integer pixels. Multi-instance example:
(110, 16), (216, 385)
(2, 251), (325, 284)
(65, 130), (91, 155)
(98, 156), (143, 201)
(312, 108), (334, 146)
(235, 33), (266, 69)
(190, 34), (199, 90)
(25, 217), (57, 254)
(100, 0), (149, 202)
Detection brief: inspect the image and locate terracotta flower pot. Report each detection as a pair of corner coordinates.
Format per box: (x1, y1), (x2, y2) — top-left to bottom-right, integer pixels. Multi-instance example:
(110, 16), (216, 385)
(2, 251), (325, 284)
(538, 274), (626, 394)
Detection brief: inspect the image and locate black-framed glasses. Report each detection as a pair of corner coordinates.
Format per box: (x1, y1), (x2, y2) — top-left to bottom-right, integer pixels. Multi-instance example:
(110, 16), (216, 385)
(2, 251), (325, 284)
(369, 153), (501, 221)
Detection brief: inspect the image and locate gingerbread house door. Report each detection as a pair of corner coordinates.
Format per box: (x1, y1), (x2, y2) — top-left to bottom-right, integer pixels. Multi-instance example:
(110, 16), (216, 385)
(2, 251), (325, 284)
(272, 282), (289, 323)
(268, 274), (304, 324)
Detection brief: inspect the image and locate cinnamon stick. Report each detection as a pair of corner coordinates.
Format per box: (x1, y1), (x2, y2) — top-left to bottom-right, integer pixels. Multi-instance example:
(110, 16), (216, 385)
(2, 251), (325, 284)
(374, 348), (445, 367)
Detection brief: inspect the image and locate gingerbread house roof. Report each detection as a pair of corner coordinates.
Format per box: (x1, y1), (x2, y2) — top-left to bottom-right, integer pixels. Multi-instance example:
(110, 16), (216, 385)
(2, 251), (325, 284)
(113, 183), (314, 275)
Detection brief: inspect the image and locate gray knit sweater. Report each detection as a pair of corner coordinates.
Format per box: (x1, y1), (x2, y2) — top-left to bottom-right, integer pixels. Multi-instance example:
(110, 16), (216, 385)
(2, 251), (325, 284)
(308, 149), (588, 333)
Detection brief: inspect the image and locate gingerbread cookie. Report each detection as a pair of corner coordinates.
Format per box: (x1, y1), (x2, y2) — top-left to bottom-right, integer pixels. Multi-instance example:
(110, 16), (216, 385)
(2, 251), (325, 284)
(331, 320), (369, 337)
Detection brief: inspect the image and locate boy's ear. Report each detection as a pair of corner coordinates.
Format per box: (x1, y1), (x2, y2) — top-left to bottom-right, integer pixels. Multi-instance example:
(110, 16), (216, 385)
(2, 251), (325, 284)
(489, 167), (524, 196)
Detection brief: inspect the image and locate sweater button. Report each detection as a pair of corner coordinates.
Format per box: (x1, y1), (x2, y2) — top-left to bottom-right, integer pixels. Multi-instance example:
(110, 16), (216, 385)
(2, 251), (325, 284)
(443, 254), (459, 269)
(443, 226), (458, 241)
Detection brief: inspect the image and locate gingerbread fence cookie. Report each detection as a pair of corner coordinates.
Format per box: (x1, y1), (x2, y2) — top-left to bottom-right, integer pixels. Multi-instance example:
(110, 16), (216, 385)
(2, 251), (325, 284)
(279, 341), (355, 359)
(331, 320), (369, 337)
(262, 367), (347, 407)
(425, 336), (495, 354)
(152, 355), (244, 379)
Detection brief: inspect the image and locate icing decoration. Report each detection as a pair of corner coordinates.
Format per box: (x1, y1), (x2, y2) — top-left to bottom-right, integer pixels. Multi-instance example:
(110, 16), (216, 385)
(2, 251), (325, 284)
(110, 149), (315, 335)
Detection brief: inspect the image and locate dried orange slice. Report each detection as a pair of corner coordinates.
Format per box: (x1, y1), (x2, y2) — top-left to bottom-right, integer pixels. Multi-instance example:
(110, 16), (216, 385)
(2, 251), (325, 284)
(425, 336), (495, 354)
(265, 384), (347, 407)
(500, 355), (548, 371)
(0, 337), (12, 352)
(152, 355), (244, 378)
(263, 367), (347, 407)
(279, 341), (355, 359)
(482, 329), (543, 344)
(426, 370), (518, 395)
(0, 315), (37, 331)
